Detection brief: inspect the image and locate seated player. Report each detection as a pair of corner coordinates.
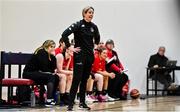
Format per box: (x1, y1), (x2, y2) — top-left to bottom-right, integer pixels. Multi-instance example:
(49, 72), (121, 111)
(94, 41), (105, 57)
(105, 39), (129, 100)
(86, 47), (116, 102)
(85, 42), (105, 103)
(56, 45), (74, 105)
(23, 40), (59, 107)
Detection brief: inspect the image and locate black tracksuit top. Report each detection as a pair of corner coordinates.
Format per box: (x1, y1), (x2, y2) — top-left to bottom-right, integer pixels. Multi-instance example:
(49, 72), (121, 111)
(61, 19), (100, 55)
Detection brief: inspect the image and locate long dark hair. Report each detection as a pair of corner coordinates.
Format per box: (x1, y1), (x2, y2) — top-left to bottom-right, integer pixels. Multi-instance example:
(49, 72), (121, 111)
(58, 38), (64, 48)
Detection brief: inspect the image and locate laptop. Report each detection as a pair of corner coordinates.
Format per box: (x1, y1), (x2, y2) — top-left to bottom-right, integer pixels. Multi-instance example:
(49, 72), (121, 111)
(166, 60), (177, 67)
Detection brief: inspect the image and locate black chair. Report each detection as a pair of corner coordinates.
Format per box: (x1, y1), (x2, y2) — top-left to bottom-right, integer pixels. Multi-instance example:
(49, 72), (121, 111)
(0, 51), (34, 104)
(146, 67), (176, 96)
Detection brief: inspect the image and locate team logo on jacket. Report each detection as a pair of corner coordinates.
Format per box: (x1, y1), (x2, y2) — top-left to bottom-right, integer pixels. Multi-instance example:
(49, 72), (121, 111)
(81, 24), (85, 27)
(71, 24), (74, 27)
(90, 27), (94, 32)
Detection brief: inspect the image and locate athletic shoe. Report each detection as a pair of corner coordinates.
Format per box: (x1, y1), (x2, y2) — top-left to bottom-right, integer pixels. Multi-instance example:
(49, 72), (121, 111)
(67, 105), (73, 111)
(105, 94), (116, 101)
(45, 99), (55, 107)
(59, 98), (69, 106)
(74, 95), (80, 104)
(59, 100), (66, 106)
(86, 95), (95, 103)
(90, 94), (98, 101)
(79, 102), (91, 110)
(96, 94), (107, 102)
(168, 83), (178, 90)
(89, 94), (96, 99)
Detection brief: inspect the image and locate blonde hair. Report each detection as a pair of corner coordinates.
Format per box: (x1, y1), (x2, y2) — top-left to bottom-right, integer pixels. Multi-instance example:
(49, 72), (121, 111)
(34, 40), (56, 54)
(82, 6), (94, 17)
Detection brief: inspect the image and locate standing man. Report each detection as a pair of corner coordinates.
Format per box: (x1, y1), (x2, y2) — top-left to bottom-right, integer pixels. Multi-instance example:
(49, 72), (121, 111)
(61, 6), (100, 111)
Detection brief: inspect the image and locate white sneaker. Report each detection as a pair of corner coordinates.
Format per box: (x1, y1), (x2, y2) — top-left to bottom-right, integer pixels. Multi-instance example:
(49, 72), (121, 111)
(86, 95), (95, 103)
(168, 83), (178, 90)
(74, 96), (79, 104)
(106, 95), (115, 101)
(45, 99), (55, 107)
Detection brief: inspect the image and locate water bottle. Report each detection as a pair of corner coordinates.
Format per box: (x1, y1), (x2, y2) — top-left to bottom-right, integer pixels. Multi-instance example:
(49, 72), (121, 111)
(54, 91), (60, 105)
(30, 91), (36, 107)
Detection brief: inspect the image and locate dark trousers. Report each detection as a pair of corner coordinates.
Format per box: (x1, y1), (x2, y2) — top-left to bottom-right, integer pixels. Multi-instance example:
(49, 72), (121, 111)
(108, 72), (129, 98)
(23, 72), (59, 99)
(69, 52), (94, 106)
(151, 72), (172, 89)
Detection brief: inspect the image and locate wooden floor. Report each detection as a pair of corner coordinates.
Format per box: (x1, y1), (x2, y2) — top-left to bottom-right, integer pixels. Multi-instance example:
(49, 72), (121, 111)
(1, 96), (180, 111)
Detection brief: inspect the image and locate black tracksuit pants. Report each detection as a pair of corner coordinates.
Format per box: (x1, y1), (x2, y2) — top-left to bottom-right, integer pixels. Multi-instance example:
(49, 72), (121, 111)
(69, 52), (94, 106)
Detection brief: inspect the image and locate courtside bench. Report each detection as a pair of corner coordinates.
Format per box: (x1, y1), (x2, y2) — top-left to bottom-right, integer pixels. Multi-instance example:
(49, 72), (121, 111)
(0, 51), (34, 105)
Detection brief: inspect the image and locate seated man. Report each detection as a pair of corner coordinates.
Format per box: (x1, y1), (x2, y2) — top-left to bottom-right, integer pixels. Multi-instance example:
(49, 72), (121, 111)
(148, 46), (175, 90)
